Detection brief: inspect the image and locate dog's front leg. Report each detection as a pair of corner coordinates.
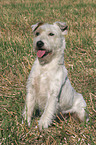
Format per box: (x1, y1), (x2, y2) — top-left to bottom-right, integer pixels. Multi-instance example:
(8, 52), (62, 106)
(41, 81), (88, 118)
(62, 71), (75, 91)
(22, 93), (35, 126)
(39, 93), (58, 131)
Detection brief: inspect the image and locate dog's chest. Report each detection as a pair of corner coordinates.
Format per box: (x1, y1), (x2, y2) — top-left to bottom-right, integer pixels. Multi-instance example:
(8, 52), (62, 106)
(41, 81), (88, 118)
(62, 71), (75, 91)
(34, 70), (50, 108)
(34, 72), (49, 93)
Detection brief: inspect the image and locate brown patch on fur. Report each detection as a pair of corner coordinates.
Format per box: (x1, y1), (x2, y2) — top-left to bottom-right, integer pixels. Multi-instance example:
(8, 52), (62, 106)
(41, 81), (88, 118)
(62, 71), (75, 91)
(33, 22), (44, 32)
(34, 76), (40, 96)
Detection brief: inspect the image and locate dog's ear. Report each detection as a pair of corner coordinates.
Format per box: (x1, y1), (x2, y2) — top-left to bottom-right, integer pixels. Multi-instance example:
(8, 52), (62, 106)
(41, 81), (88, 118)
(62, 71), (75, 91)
(31, 22), (43, 32)
(54, 22), (68, 35)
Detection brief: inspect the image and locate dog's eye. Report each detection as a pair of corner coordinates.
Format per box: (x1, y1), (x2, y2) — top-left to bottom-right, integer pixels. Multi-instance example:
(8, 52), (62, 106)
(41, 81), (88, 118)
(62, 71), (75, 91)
(49, 33), (54, 36)
(35, 32), (40, 36)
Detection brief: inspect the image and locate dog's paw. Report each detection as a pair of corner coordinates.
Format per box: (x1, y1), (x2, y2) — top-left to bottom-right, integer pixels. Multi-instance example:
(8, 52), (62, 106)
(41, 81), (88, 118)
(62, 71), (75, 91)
(22, 118), (31, 127)
(38, 118), (49, 131)
(22, 113), (31, 127)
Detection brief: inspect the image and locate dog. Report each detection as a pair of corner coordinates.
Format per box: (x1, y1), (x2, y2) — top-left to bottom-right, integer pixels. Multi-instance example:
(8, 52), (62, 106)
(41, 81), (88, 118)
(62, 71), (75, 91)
(22, 22), (88, 131)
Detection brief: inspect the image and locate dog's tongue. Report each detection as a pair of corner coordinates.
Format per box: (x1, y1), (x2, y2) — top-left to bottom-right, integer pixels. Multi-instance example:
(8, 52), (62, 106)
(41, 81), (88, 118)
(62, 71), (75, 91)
(37, 50), (46, 58)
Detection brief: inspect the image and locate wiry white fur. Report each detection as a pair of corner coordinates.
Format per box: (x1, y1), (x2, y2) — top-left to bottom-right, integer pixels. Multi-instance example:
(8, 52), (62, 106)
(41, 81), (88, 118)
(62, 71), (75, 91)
(22, 22), (88, 131)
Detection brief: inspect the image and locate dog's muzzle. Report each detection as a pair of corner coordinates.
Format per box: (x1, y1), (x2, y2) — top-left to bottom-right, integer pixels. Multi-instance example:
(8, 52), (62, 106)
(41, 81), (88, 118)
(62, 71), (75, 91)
(36, 41), (52, 58)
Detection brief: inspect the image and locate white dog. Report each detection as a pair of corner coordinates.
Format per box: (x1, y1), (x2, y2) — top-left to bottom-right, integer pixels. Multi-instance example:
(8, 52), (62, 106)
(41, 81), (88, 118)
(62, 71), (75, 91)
(23, 22), (88, 131)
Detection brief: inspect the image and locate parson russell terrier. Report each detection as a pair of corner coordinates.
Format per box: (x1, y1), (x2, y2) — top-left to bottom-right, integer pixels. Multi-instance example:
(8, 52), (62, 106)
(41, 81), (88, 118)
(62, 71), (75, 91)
(22, 22), (89, 131)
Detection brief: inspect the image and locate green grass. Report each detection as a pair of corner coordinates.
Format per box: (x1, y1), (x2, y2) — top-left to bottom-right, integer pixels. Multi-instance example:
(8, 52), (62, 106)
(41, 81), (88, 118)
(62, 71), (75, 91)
(0, 0), (96, 144)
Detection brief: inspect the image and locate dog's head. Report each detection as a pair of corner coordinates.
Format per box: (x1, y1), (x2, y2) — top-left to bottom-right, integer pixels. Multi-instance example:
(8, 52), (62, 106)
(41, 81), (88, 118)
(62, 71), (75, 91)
(31, 22), (68, 65)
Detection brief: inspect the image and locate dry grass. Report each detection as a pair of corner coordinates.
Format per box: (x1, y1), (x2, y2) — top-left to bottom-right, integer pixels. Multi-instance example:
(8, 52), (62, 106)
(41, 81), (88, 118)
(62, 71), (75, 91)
(0, 0), (96, 144)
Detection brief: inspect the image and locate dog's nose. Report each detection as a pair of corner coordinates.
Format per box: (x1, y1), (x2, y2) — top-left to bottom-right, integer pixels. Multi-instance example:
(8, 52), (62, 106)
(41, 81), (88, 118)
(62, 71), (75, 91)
(37, 41), (44, 48)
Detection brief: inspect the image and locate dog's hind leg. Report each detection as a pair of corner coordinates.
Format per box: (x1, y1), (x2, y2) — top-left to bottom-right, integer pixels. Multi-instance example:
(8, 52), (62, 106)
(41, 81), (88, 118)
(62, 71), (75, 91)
(72, 92), (89, 122)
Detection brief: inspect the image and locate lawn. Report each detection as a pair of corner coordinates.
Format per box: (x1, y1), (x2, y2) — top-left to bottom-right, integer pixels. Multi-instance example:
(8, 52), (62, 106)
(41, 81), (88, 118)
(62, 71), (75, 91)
(0, 0), (96, 144)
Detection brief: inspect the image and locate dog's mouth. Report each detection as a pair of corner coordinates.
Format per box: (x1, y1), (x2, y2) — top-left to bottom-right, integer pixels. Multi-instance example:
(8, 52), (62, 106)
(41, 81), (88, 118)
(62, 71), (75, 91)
(37, 49), (52, 58)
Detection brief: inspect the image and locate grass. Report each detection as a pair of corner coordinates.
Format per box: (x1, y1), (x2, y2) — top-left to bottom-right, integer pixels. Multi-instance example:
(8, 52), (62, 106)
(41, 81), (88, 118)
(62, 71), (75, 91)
(0, 0), (96, 144)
